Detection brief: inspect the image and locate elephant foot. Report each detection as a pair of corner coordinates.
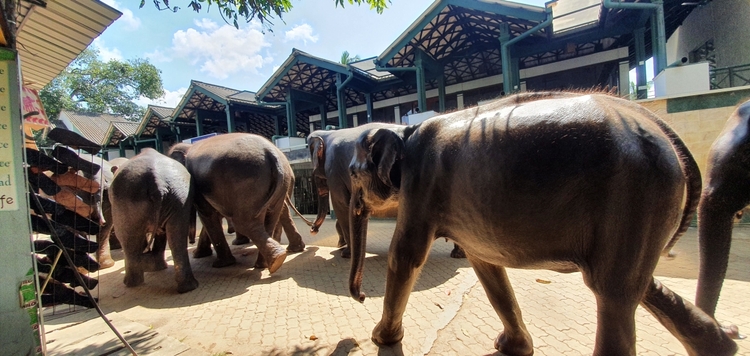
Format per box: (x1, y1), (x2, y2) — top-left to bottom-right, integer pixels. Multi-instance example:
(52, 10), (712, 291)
(340, 246), (351, 259)
(495, 331), (534, 356)
(98, 255), (115, 269)
(212, 255), (236, 268)
(232, 235), (250, 245)
(227, 226), (235, 234)
(177, 277), (199, 294)
(287, 242), (306, 253)
(193, 246), (213, 259)
(450, 244), (466, 259)
(723, 324), (744, 340)
(372, 321), (404, 346)
(123, 272), (144, 287)
(337, 236), (347, 248)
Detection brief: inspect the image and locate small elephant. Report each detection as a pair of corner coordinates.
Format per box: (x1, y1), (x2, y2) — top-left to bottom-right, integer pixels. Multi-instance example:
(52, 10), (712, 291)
(309, 124), (465, 259)
(696, 99), (750, 328)
(109, 148), (198, 293)
(168, 133), (305, 272)
(349, 92), (736, 355)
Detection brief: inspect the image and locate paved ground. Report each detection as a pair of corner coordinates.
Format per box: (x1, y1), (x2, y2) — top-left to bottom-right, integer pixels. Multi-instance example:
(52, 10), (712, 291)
(43, 217), (750, 355)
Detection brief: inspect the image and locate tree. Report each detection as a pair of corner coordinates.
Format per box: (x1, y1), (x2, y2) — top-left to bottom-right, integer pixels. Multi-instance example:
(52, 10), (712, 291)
(340, 51), (361, 65)
(146, 0), (390, 31)
(39, 48), (164, 122)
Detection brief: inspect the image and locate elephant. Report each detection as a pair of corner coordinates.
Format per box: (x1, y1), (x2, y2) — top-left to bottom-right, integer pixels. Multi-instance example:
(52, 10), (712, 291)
(167, 133), (305, 272)
(109, 148), (198, 293)
(695, 99), (750, 332)
(348, 92), (737, 355)
(308, 123), (465, 259)
(96, 156), (128, 269)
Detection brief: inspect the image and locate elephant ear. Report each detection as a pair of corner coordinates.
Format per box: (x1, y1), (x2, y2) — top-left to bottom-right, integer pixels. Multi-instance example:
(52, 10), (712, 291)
(308, 136), (326, 175)
(351, 128), (404, 190)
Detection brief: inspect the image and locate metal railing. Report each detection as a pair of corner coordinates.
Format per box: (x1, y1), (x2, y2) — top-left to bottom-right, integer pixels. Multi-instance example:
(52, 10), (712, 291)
(711, 63), (750, 89)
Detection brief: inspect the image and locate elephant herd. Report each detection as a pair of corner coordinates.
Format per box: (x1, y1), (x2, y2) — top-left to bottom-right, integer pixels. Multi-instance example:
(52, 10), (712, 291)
(98, 92), (750, 355)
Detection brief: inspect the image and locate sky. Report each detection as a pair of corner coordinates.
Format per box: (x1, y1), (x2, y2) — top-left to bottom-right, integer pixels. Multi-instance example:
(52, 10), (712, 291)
(96, 0), (549, 108)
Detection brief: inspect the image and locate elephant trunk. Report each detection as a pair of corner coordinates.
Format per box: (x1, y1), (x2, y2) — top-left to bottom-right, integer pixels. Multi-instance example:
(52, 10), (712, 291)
(310, 184), (330, 235)
(348, 190), (368, 302)
(696, 197), (735, 317)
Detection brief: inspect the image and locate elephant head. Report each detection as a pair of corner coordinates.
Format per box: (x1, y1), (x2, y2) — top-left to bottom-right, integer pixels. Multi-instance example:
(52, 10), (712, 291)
(308, 135), (329, 234)
(696, 99), (750, 320)
(167, 142), (192, 166)
(347, 127), (408, 301)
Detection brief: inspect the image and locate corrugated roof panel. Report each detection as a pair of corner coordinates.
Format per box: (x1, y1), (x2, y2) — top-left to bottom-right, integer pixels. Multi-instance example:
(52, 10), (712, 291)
(16, 0), (121, 90)
(61, 111), (128, 146)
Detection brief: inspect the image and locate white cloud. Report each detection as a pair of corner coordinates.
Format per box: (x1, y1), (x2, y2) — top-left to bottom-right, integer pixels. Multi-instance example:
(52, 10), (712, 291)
(145, 49), (172, 63)
(136, 87), (188, 108)
(92, 38), (123, 61)
(102, 0), (141, 30)
(170, 19), (273, 79)
(284, 24), (318, 44)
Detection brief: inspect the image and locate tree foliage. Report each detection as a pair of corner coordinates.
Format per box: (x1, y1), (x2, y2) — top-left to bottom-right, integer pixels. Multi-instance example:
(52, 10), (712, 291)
(39, 48), (164, 123)
(340, 51), (361, 65)
(145, 0), (390, 31)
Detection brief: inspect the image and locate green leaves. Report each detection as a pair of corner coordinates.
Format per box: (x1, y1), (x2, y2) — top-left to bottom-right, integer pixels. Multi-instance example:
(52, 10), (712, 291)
(149, 1), (389, 31)
(39, 48), (164, 122)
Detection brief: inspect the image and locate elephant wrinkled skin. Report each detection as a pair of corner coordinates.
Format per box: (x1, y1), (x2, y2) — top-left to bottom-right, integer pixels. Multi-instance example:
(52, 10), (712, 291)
(169, 133), (305, 272)
(109, 149), (198, 293)
(696, 99), (750, 333)
(349, 92), (736, 356)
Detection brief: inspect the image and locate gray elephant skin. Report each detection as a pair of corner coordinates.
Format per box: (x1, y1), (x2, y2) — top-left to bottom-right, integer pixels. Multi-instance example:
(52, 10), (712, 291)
(696, 99), (750, 326)
(308, 123), (464, 259)
(348, 92), (736, 355)
(109, 149), (198, 293)
(168, 133), (305, 273)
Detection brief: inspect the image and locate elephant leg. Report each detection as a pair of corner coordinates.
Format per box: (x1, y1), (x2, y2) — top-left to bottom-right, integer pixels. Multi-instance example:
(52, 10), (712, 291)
(197, 208), (236, 268)
(466, 256), (533, 355)
(143, 232), (168, 272)
(450, 243), (466, 259)
(371, 220), (434, 345)
(640, 277), (737, 356)
(96, 195), (116, 269)
(235, 214), (286, 274)
(96, 220), (115, 269)
(232, 232), (251, 245)
(280, 204), (305, 253)
(226, 217), (236, 234)
(193, 227), (213, 258)
(166, 214), (199, 293)
(118, 227), (147, 288)
(332, 199), (351, 257)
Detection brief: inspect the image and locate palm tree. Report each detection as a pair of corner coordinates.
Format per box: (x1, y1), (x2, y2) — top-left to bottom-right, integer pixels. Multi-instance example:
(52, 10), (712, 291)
(340, 51), (361, 65)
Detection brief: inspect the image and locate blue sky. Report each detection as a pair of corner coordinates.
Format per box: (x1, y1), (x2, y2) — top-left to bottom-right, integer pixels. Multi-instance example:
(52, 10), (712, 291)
(97, 0), (549, 108)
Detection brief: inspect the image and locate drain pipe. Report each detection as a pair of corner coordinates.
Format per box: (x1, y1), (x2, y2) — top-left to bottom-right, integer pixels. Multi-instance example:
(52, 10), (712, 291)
(335, 70), (355, 128)
(501, 7), (552, 95)
(602, 0), (667, 74)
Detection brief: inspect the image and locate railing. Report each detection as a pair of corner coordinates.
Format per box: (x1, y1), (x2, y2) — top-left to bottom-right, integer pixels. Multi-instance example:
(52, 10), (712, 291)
(711, 63), (750, 89)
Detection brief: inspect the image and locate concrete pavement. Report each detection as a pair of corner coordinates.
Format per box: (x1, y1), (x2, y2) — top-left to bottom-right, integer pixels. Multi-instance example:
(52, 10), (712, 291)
(43, 217), (750, 355)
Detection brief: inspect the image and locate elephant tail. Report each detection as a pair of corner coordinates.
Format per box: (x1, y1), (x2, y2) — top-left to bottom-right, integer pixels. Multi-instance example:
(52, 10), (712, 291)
(657, 118), (702, 256)
(286, 196), (313, 227)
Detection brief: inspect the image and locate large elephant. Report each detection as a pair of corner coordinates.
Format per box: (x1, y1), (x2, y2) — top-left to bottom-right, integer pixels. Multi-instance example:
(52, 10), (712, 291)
(348, 92), (736, 355)
(309, 123), (465, 258)
(695, 99), (750, 326)
(109, 148), (198, 293)
(168, 133), (305, 272)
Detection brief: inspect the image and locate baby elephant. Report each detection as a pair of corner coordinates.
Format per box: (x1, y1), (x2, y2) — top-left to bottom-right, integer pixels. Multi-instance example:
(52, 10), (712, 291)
(109, 148), (198, 293)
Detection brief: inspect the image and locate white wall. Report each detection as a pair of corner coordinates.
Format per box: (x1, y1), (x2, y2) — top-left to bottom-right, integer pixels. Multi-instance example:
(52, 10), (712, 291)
(667, 0), (750, 68)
